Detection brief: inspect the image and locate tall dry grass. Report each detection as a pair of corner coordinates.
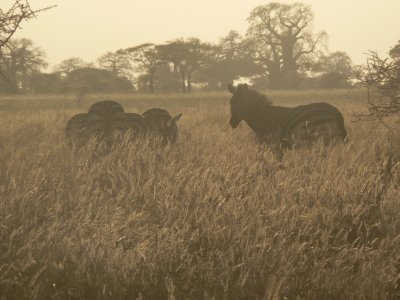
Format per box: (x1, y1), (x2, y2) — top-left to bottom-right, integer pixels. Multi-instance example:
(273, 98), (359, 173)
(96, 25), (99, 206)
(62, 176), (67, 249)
(0, 89), (399, 299)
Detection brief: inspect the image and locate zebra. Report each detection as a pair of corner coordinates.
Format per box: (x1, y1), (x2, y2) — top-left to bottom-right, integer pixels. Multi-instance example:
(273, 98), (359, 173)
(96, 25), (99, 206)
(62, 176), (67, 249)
(65, 113), (89, 148)
(65, 102), (182, 149)
(142, 108), (182, 144)
(227, 83), (347, 156)
(87, 100), (127, 135)
(65, 100), (128, 149)
(125, 112), (148, 140)
(86, 100), (128, 147)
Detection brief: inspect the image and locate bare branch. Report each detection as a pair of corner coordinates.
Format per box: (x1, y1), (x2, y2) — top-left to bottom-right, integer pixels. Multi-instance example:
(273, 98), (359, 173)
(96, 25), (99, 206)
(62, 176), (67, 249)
(355, 51), (400, 122)
(0, 0), (56, 49)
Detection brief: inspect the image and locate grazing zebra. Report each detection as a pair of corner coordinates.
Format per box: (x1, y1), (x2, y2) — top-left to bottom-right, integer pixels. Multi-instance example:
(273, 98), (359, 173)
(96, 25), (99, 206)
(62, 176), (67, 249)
(87, 100), (127, 136)
(142, 108), (182, 143)
(227, 83), (347, 156)
(125, 112), (148, 139)
(65, 100), (128, 149)
(86, 100), (128, 147)
(65, 102), (182, 149)
(65, 113), (89, 148)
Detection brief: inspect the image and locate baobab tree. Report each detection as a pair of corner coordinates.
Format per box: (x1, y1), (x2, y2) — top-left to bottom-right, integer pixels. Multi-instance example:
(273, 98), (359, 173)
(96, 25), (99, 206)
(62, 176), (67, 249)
(0, 0), (55, 92)
(0, 38), (47, 92)
(247, 2), (326, 89)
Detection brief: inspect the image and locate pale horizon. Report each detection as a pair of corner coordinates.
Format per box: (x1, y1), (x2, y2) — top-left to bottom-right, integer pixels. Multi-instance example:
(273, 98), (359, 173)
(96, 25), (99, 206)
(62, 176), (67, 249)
(9, 0), (400, 70)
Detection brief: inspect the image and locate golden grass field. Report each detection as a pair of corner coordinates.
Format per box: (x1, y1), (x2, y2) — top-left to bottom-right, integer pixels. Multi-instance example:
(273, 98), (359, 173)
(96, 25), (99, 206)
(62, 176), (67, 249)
(0, 89), (399, 299)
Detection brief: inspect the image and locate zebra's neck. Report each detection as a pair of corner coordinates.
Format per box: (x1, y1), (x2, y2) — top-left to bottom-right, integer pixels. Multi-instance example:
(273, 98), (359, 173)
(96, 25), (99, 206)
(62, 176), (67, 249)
(243, 92), (275, 135)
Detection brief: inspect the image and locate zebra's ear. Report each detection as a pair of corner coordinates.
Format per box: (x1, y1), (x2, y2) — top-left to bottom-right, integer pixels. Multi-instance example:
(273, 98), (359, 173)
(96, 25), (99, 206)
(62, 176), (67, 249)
(172, 113), (182, 122)
(227, 83), (237, 94)
(168, 113), (182, 127)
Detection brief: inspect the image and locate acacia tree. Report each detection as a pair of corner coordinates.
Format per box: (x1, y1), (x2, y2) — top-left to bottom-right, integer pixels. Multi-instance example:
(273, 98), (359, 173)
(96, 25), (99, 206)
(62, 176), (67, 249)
(357, 51), (400, 121)
(125, 43), (163, 93)
(218, 30), (243, 61)
(159, 38), (211, 93)
(158, 40), (187, 92)
(0, 0), (54, 49)
(247, 2), (326, 89)
(317, 52), (353, 76)
(202, 31), (262, 89)
(181, 38), (212, 93)
(309, 51), (354, 88)
(389, 40), (400, 62)
(97, 50), (131, 78)
(53, 57), (93, 76)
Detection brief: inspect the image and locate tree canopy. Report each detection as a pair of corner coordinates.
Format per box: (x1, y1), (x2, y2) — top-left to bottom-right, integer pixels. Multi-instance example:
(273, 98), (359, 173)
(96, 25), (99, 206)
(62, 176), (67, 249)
(247, 2), (326, 89)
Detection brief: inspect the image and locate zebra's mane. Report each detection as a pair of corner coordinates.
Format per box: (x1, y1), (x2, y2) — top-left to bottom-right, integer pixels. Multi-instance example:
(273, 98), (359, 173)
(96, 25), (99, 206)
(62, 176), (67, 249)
(246, 88), (273, 106)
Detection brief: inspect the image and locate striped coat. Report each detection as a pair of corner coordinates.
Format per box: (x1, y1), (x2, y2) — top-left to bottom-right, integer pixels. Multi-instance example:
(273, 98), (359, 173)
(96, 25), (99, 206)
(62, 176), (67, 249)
(65, 102), (182, 149)
(125, 112), (148, 139)
(142, 108), (182, 144)
(65, 100), (129, 149)
(87, 100), (127, 137)
(65, 113), (89, 148)
(228, 84), (347, 153)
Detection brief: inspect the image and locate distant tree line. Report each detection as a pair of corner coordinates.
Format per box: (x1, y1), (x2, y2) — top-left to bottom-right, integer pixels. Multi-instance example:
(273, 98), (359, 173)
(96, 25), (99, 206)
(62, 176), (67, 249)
(0, 2), (363, 94)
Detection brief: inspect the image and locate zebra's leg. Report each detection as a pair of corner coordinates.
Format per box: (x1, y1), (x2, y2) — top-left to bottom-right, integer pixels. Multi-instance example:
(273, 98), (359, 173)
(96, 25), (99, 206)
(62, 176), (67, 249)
(257, 133), (284, 161)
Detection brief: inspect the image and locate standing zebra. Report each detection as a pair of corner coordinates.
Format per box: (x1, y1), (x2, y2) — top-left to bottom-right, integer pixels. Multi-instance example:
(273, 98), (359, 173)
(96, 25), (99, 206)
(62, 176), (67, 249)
(142, 108), (182, 144)
(227, 84), (347, 156)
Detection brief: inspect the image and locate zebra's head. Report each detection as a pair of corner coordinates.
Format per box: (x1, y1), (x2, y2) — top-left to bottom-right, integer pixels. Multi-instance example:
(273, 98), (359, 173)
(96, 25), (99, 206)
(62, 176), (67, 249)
(228, 83), (250, 128)
(143, 108), (182, 143)
(164, 113), (182, 143)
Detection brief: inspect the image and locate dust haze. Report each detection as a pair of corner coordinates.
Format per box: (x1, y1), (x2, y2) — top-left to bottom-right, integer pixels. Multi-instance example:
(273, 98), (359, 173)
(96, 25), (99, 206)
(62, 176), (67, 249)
(1, 1), (400, 299)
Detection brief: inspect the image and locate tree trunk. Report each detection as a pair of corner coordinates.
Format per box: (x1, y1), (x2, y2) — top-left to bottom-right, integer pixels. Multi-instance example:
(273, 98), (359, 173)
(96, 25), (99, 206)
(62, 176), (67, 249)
(268, 60), (283, 90)
(281, 36), (299, 89)
(4, 54), (19, 93)
(187, 71), (192, 93)
(0, 70), (16, 94)
(149, 71), (154, 93)
(181, 69), (186, 93)
(112, 63), (118, 76)
(173, 63), (179, 92)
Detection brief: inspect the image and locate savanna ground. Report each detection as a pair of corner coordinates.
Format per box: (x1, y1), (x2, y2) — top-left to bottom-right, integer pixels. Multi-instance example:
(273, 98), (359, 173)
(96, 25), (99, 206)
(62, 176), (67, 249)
(0, 89), (399, 300)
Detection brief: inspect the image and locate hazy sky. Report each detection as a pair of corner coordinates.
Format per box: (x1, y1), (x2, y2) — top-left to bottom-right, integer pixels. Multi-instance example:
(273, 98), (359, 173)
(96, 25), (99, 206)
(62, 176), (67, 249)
(9, 0), (400, 69)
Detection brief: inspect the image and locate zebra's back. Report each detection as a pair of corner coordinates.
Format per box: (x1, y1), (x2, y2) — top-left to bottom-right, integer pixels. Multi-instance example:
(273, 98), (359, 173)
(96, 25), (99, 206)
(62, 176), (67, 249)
(87, 100), (127, 138)
(283, 103), (346, 134)
(281, 102), (347, 147)
(142, 108), (171, 127)
(125, 112), (148, 139)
